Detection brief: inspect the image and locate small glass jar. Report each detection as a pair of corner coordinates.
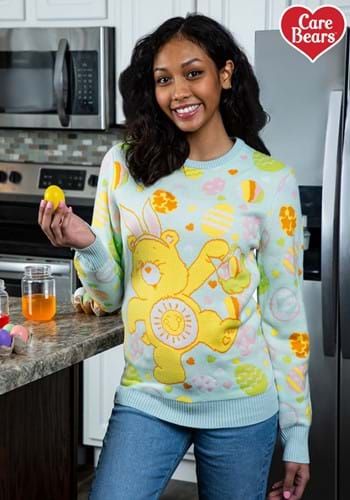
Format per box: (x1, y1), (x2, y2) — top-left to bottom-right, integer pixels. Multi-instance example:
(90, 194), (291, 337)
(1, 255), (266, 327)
(21, 265), (56, 321)
(0, 279), (10, 328)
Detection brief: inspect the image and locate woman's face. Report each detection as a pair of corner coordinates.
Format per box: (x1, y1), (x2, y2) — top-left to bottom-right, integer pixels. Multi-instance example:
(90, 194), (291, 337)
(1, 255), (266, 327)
(153, 37), (233, 136)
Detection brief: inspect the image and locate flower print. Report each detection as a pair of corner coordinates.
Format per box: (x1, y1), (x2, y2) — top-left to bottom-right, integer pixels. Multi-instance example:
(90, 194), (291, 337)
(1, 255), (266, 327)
(191, 374), (218, 392)
(129, 330), (145, 361)
(243, 215), (260, 241)
(235, 324), (256, 356)
(202, 177), (226, 195)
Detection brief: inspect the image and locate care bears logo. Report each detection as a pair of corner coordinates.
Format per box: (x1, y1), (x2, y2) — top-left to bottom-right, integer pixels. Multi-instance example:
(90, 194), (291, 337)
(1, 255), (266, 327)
(280, 4), (347, 62)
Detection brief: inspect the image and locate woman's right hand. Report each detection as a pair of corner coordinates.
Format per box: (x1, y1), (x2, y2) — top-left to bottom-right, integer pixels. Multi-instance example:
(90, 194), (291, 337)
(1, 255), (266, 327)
(38, 200), (96, 249)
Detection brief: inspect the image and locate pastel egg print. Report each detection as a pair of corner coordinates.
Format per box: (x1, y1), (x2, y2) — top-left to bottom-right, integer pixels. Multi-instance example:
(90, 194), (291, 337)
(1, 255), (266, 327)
(283, 246), (299, 275)
(289, 332), (310, 358)
(182, 166), (204, 179)
(279, 205), (297, 236)
(235, 364), (268, 396)
(151, 189), (178, 213)
(201, 203), (234, 237)
(202, 177), (226, 195)
(270, 287), (300, 321)
(253, 151), (286, 172)
(112, 161), (129, 189)
(92, 191), (109, 229)
(241, 180), (264, 203)
(286, 365), (307, 393)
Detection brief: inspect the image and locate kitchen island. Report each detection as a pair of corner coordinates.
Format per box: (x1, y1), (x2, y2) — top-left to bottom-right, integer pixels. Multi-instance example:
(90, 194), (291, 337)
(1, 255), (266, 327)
(0, 298), (124, 500)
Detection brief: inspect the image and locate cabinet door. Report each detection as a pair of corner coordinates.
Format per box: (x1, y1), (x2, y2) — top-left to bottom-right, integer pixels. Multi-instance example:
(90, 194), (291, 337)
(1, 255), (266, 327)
(83, 344), (125, 446)
(35, 0), (108, 20)
(291, 0), (350, 24)
(197, 0), (289, 66)
(0, 0), (24, 20)
(115, 0), (195, 124)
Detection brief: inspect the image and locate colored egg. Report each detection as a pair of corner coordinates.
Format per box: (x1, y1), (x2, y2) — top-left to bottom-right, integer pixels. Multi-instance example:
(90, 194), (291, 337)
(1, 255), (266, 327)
(44, 185), (65, 211)
(3, 323), (14, 332)
(253, 151), (286, 172)
(286, 366), (306, 393)
(112, 161), (129, 190)
(283, 247), (297, 274)
(270, 287), (300, 321)
(201, 203), (234, 237)
(241, 179), (264, 203)
(10, 324), (29, 342)
(0, 328), (12, 347)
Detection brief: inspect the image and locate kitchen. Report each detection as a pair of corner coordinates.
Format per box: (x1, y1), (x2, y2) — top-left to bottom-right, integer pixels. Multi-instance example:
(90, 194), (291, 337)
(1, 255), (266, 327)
(0, 1), (349, 499)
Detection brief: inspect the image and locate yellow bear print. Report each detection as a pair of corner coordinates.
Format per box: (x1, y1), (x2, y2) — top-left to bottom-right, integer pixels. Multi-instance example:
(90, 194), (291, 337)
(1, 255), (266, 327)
(119, 198), (251, 385)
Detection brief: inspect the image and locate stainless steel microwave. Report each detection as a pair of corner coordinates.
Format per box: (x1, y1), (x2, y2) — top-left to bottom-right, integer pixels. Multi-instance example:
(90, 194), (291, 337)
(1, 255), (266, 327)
(0, 27), (115, 130)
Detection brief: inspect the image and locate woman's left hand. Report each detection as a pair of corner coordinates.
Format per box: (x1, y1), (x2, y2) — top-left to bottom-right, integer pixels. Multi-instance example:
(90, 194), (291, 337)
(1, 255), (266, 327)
(267, 462), (310, 499)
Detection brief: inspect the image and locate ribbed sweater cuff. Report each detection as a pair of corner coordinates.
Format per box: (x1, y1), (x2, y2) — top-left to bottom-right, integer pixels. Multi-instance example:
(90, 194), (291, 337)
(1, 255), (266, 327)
(280, 425), (310, 463)
(74, 235), (110, 272)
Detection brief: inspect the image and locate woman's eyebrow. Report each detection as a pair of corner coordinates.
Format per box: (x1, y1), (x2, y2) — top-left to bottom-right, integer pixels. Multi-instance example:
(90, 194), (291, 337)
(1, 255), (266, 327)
(153, 57), (203, 73)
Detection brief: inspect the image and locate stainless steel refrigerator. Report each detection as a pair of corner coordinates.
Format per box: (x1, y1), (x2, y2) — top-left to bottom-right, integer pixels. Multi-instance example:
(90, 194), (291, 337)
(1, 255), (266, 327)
(255, 28), (350, 500)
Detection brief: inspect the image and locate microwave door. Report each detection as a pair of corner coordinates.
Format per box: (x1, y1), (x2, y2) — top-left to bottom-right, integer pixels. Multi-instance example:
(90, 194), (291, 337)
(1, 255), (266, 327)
(53, 38), (69, 127)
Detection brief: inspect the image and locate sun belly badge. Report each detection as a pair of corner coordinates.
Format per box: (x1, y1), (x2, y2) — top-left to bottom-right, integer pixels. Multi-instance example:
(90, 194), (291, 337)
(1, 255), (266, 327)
(119, 197), (251, 385)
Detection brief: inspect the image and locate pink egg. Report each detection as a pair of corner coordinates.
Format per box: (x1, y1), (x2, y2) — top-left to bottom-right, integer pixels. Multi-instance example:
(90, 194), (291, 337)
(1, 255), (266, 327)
(10, 325), (29, 342)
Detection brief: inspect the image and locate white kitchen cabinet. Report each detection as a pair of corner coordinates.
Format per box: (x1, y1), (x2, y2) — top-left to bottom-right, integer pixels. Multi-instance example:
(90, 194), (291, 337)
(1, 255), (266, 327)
(35, 0), (108, 20)
(0, 0), (25, 20)
(0, 0), (115, 26)
(83, 344), (124, 449)
(197, 0), (290, 66)
(114, 0), (196, 123)
(290, 0), (350, 24)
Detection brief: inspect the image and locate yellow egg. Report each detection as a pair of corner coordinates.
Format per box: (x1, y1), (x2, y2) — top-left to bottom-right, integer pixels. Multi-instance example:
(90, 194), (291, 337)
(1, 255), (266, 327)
(44, 185), (65, 210)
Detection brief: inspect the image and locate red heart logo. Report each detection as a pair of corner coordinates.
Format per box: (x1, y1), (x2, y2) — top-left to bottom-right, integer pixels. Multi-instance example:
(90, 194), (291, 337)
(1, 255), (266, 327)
(280, 5), (346, 62)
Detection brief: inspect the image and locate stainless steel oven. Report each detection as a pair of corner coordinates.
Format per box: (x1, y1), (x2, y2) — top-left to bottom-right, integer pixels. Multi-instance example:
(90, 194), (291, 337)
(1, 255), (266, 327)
(0, 161), (99, 302)
(0, 27), (115, 130)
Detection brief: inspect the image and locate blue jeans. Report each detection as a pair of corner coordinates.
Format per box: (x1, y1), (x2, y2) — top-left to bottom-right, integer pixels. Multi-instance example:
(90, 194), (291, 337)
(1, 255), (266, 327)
(89, 403), (278, 500)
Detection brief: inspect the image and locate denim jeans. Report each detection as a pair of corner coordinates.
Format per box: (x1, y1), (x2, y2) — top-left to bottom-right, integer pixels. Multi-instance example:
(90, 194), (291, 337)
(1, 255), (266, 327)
(89, 403), (278, 500)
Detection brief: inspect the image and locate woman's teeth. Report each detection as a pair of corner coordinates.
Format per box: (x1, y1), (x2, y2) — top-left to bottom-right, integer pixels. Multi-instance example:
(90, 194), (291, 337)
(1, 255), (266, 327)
(174, 104), (201, 117)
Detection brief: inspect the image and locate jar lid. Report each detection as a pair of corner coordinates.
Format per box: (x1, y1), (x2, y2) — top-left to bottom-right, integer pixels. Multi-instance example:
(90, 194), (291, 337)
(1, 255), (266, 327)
(24, 265), (52, 279)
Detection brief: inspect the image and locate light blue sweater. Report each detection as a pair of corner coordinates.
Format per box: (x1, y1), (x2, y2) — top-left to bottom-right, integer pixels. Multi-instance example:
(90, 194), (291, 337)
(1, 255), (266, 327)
(74, 137), (311, 463)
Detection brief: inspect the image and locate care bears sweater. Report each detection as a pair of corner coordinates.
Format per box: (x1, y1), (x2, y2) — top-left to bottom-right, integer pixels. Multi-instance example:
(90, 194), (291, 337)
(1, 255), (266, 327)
(74, 136), (312, 463)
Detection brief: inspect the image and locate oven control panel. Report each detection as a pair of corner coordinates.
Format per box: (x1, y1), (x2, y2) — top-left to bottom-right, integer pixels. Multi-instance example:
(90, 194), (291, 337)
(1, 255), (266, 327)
(39, 169), (86, 190)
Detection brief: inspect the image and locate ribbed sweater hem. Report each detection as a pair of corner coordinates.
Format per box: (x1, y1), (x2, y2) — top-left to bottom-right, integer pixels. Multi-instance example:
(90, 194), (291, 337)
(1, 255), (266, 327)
(115, 384), (279, 428)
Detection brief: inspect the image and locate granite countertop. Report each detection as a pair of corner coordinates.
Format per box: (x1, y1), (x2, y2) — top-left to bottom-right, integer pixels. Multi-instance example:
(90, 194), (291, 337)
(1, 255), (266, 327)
(0, 298), (124, 395)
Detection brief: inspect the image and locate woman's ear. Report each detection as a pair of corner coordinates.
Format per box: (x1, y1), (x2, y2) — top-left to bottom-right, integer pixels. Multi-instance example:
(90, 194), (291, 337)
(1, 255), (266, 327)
(220, 60), (234, 89)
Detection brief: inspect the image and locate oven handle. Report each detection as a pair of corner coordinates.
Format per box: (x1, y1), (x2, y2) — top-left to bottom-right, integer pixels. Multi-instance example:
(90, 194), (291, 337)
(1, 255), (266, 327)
(54, 38), (70, 127)
(0, 260), (71, 276)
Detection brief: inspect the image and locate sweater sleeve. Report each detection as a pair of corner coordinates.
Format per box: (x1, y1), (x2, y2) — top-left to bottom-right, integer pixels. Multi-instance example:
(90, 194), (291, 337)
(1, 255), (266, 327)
(73, 147), (124, 313)
(257, 168), (312, 463)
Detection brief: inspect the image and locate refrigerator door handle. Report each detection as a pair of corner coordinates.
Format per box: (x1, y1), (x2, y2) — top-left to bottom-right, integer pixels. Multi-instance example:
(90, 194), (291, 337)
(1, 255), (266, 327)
(339, 89), (350, 358)
(322, 89), (343, 356)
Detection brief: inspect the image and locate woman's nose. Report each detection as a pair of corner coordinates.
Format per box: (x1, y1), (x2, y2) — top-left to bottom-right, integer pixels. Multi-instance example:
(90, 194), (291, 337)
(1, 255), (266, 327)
(172, 78), (191, 100)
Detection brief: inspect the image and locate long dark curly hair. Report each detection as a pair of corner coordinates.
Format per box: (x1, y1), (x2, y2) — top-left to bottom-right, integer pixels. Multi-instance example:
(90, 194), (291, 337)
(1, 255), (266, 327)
(118, 13), (271, 186)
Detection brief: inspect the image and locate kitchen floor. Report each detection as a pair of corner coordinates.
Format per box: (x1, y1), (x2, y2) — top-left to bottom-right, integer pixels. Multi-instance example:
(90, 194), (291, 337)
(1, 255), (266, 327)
(77, 466), (199, 499)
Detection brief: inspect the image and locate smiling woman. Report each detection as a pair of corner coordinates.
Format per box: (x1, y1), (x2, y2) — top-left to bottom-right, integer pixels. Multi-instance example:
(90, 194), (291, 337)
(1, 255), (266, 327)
(118, 13), (271, 186)
(153, 38), (234, 160)
(39, 12), (311, 500)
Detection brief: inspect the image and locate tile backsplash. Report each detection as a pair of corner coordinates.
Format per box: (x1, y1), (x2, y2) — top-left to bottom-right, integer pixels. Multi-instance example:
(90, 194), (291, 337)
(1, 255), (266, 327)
(0, 127), (125, 165)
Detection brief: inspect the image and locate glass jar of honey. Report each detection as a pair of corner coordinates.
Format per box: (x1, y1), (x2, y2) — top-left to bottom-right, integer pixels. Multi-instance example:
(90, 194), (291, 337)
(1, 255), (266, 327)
(21, 265), (56, 321)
